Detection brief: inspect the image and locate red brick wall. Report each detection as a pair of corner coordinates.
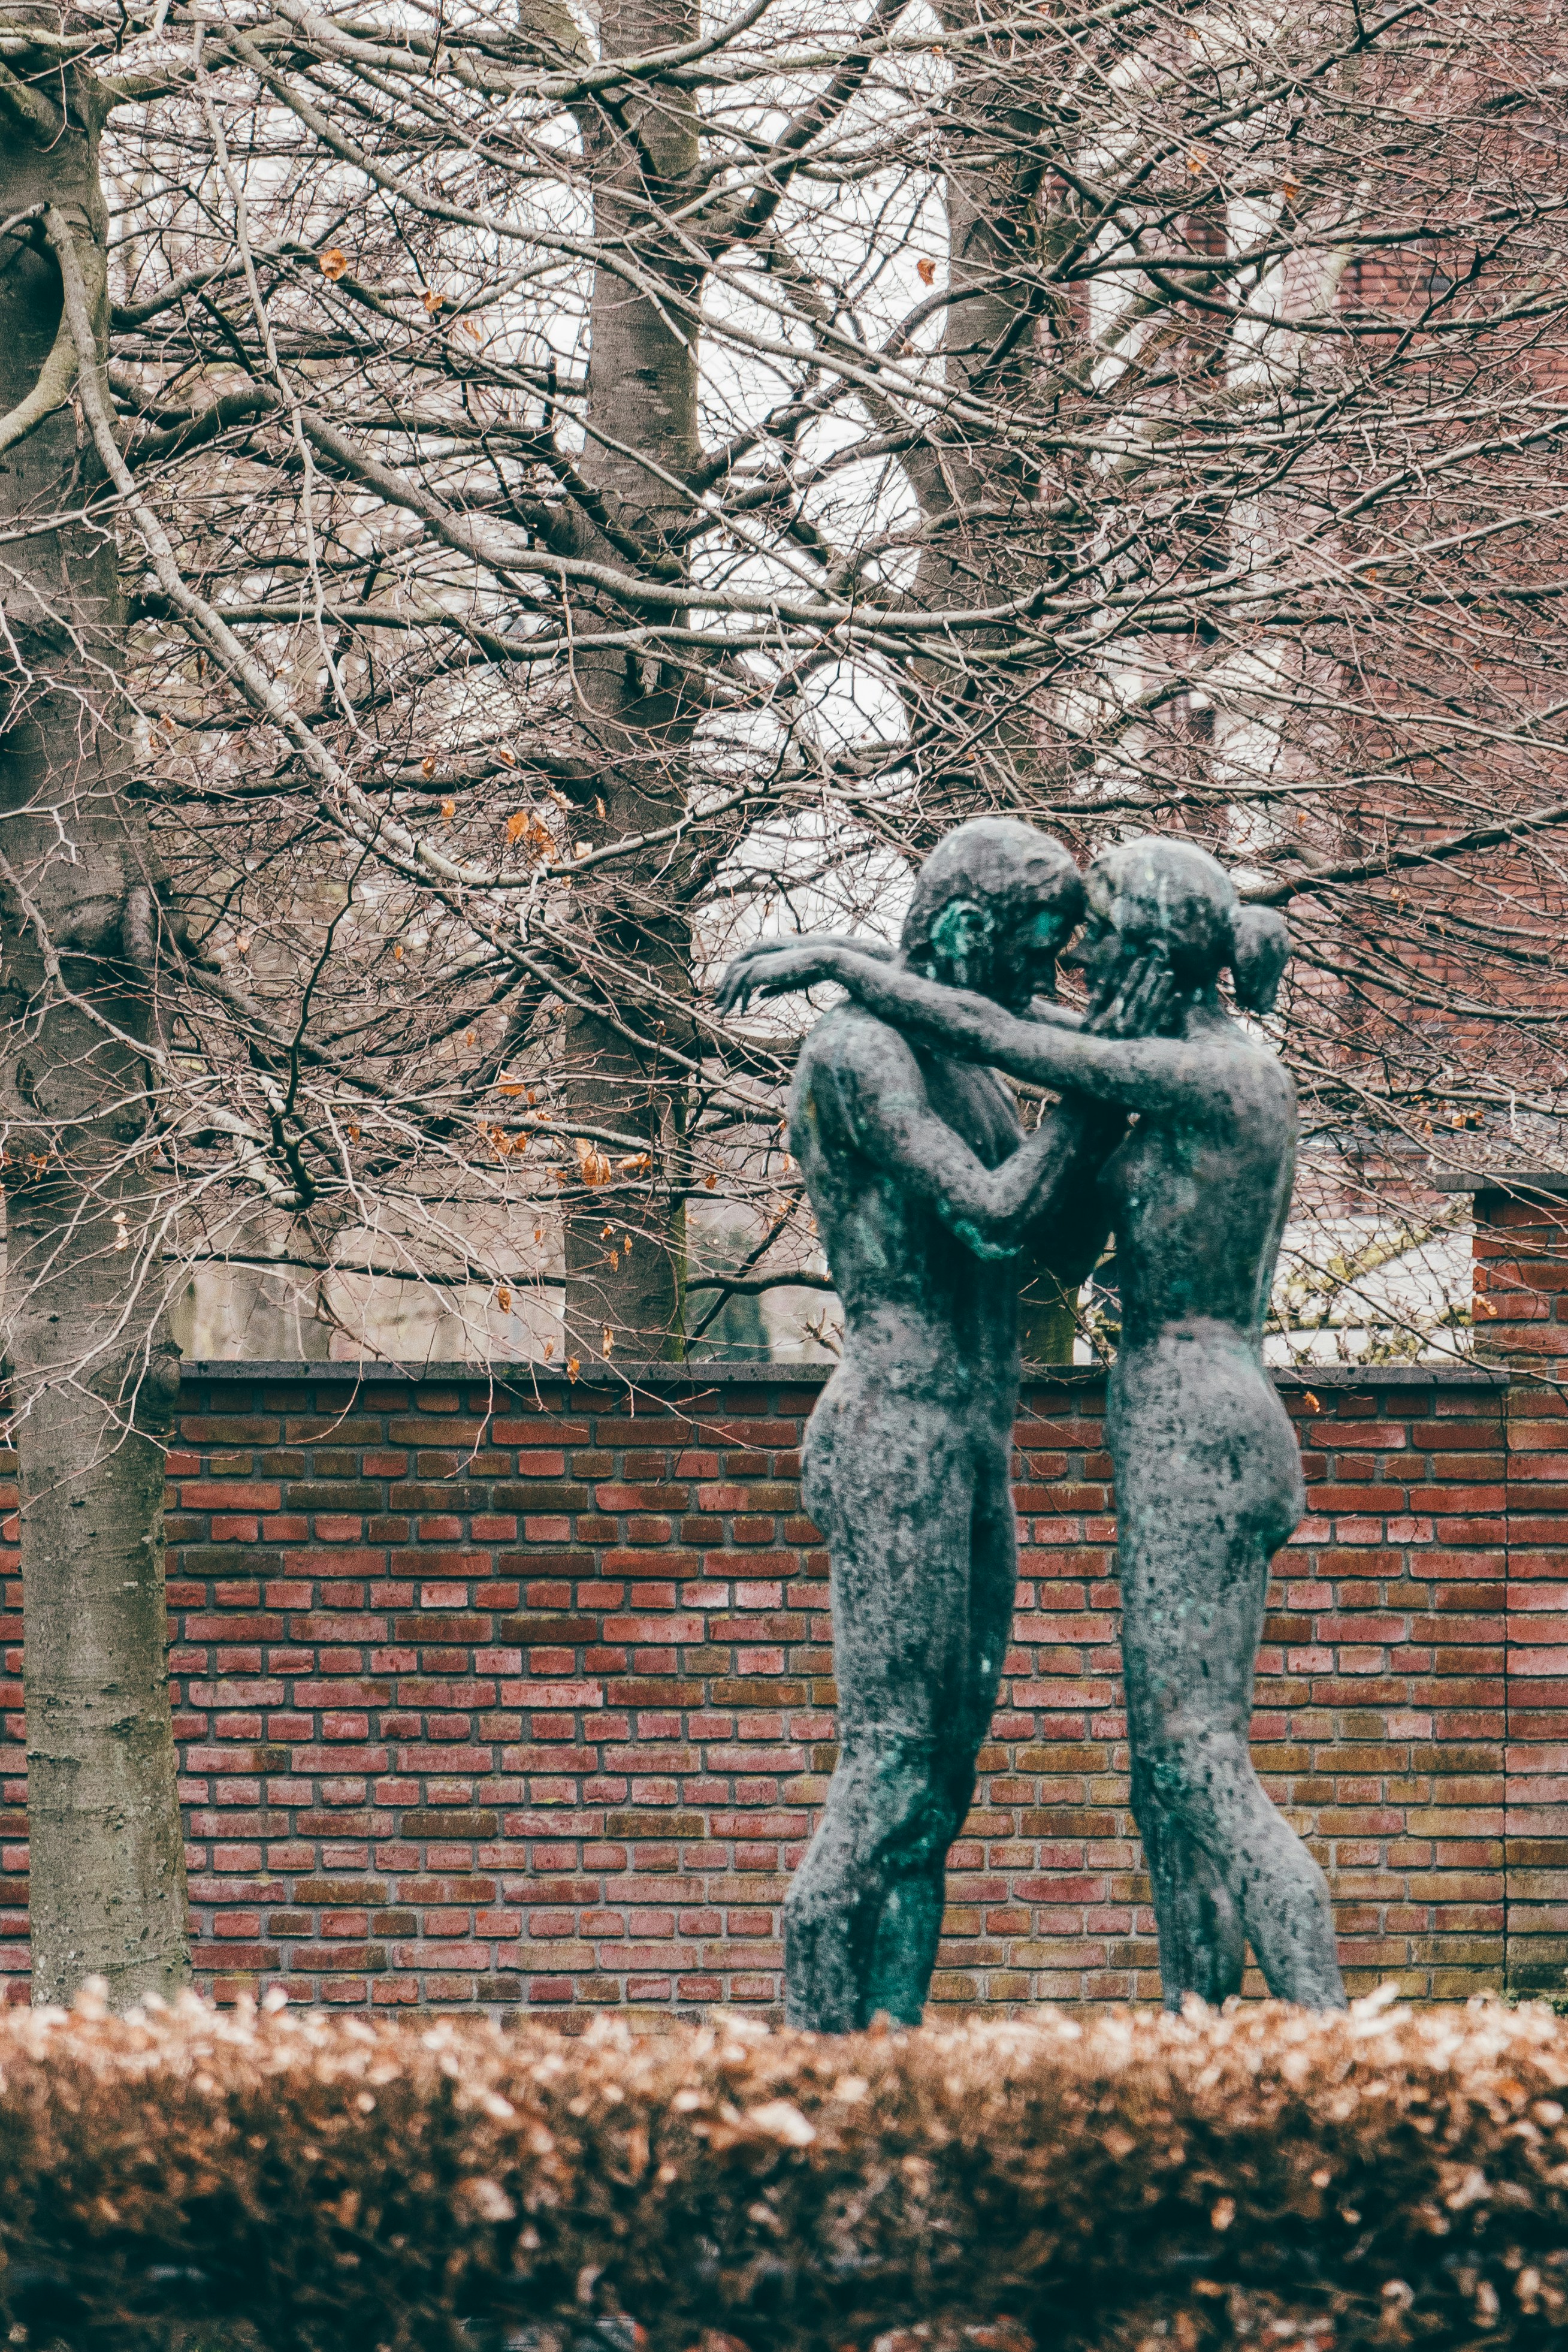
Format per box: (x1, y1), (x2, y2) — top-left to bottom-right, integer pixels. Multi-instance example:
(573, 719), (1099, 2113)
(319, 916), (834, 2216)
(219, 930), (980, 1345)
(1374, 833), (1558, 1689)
(1472, 1185), (1568, 1995)
(1474, 1186), (1568, 1366)
(4, 1352), (1561, 2019)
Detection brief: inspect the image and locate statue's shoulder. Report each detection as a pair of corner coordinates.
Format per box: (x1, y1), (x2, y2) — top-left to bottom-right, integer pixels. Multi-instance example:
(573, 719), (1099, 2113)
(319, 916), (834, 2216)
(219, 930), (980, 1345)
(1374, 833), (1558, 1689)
(1249, 1032), (1297, 1099)
(1225, 1029), (1297, 1127)
(797, 1001), (911, 1080)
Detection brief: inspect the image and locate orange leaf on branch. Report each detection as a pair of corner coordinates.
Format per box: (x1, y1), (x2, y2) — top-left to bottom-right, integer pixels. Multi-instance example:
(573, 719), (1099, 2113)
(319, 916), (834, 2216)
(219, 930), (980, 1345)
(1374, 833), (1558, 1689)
(505, 808), (555, 857)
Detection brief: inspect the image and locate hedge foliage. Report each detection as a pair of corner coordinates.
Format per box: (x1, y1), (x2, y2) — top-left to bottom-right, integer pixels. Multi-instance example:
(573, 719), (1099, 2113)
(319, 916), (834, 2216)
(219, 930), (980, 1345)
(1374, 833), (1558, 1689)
(1, 1988), (1567, 2352)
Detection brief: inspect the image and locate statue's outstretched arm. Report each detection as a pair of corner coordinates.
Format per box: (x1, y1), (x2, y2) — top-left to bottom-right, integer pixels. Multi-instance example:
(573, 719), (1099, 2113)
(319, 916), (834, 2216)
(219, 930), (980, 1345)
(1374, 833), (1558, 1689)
(723, 933), (1083, 1029)
(721, 943), (1190, 1114)
(724, 929), (894, 972)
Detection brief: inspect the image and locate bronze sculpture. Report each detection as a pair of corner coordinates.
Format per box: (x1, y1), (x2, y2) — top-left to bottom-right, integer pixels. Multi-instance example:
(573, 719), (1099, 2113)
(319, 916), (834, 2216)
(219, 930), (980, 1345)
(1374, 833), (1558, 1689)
(717, 819), (1168, 2028)
(719, 828), (1346, 2019)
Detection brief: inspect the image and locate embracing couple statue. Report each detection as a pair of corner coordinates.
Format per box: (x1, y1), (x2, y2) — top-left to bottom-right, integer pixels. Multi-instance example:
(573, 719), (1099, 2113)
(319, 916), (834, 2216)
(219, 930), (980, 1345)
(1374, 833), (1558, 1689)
(717, 820), (1346, 2026)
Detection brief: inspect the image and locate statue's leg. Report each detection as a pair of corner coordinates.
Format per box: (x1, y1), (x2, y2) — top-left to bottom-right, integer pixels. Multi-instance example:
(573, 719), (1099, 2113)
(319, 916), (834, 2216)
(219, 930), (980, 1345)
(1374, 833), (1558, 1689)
(962, 1448), (1019, 1751)
(1116, 1360), (1346, 2012)
(1129, 1752), (1244, 2009)
(860, 1444), (1018, 2022)
(1138, 1722), (1345, 2007)
(785, 1385), (974, 2031)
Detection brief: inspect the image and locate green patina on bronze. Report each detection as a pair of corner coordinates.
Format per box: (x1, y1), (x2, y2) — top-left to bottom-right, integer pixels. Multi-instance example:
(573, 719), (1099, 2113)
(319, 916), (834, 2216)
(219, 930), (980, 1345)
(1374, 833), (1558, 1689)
(720, 822), (1346, 2025)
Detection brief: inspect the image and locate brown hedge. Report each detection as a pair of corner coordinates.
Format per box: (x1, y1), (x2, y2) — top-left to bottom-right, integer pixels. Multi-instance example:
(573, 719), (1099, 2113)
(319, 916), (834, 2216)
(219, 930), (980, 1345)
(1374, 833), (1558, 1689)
(1, 1989), (1567, 2352)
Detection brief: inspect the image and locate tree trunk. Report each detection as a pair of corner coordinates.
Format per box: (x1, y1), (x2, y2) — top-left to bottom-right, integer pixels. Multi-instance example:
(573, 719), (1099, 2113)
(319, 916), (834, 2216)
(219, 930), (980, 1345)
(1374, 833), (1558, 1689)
(913, 11), (1081, 1365)
(558, 0), (700, 1363)
(0, 58), (188, 2003)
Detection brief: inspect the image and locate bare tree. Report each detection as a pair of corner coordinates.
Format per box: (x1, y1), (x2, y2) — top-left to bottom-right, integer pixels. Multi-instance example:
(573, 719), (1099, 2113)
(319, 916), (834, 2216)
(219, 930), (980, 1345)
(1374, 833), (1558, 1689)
(84, 0), (1568, 1380)
(2, 0), (1567, 1974)
(0, 22), (186, 2000)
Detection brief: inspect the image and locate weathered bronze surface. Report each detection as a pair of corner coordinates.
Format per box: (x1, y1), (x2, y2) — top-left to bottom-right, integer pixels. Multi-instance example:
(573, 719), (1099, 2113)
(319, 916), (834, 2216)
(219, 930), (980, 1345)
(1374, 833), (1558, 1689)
(720, 825), (1346, 2022)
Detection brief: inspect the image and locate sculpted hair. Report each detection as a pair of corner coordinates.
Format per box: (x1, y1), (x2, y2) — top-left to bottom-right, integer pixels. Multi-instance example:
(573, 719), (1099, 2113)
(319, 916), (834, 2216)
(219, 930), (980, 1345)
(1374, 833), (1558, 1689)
(1089, 839), (1292, 1013)
(1228, 904), (1292, 1016)
(902, 818), (1084, 983)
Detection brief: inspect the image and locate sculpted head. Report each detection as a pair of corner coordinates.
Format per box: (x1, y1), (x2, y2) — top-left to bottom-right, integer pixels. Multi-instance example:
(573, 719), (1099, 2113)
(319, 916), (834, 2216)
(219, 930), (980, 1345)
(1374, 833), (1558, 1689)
(901, 819), (1085, 1012)
(1073, 837), (1291, 1016)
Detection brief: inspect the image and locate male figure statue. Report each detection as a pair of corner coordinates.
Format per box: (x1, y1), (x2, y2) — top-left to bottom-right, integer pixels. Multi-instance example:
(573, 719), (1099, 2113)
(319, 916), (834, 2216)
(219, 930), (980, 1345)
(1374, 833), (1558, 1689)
(719, 819), (1165, 2030)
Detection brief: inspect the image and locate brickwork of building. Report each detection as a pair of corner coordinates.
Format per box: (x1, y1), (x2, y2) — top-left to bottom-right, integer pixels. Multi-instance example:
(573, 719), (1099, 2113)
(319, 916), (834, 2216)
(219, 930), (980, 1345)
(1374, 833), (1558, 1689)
(1466, 1181), (1568, 1991)
(3, 1337), (1562, 2020)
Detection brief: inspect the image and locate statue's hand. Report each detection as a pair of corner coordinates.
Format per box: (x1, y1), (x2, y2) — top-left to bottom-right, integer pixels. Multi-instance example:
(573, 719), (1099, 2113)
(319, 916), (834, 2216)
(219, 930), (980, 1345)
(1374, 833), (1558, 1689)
(715, 941), (844, 1016)
(1084, 944), (1176, 1040)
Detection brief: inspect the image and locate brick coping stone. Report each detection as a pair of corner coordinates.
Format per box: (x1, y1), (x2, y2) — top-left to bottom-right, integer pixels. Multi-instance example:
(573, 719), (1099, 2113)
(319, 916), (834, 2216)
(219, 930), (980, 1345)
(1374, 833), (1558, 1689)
(180, 1357), (1509, 1390)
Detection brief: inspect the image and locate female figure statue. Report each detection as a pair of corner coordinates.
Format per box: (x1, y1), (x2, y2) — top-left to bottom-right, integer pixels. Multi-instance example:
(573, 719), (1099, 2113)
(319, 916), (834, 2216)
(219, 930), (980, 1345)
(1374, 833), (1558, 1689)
(720, 836), (1346, 2010)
